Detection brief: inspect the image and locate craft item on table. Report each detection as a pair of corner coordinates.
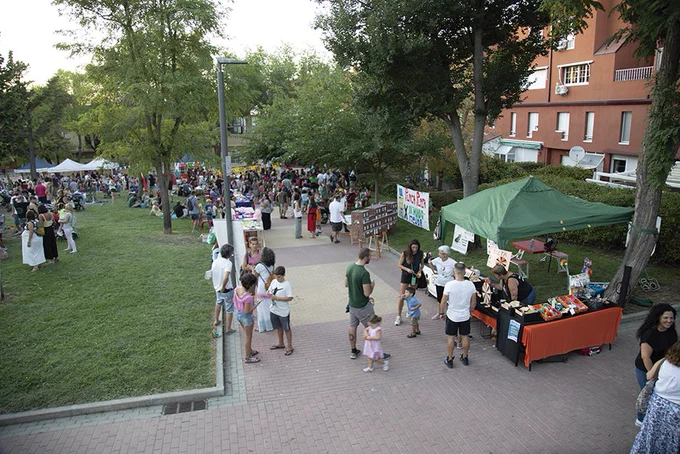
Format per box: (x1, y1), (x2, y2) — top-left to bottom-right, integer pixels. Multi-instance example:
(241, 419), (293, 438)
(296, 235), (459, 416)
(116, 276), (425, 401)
(232, 207), (256, 220)
(581, 257), (593, 276)
(532, 303), (562, 321)
(481, 279), (492, 305)
(554, 295), (588, 314)
(569, 272), (591, 297)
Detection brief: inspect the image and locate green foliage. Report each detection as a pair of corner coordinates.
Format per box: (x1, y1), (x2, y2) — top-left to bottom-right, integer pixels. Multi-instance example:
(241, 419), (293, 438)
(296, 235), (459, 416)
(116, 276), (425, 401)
(0, 50), (28, 164)
(429, 190), (465, 210)
(533, 164), (592, 181)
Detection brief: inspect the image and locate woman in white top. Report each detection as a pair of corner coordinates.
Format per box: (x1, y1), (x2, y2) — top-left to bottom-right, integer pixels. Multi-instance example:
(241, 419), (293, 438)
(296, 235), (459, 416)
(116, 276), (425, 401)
(59, 203), (77, 253)
(428, 245), (457, 319)
(253, 247), (275, 332)
(631, 340), (680, 453)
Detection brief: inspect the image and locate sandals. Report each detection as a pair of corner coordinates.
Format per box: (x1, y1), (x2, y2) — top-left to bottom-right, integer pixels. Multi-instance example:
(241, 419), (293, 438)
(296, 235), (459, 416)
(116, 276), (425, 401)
(244, 356), (260, 364)
(407, 333), (417, 338)
(270, 344), (285, 350)
(285, 348), (294, 356)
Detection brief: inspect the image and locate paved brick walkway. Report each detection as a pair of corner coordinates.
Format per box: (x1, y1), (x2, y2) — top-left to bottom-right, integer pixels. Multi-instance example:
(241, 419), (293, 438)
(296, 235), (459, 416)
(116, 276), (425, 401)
(0, 217), (640, 453)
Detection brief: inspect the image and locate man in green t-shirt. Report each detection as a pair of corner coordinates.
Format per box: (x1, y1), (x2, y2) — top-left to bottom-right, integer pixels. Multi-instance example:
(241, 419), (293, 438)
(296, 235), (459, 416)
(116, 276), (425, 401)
(345, 248), (379, 359)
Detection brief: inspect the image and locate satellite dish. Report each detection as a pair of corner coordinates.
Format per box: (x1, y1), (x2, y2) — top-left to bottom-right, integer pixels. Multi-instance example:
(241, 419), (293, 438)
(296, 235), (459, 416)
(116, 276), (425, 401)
(569, 146), (585, 164)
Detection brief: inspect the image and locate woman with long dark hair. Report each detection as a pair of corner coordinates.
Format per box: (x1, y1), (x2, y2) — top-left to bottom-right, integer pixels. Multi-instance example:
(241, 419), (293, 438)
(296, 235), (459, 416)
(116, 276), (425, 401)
(38, 205), (58, 263)
(253, 247), (276, 333)
(634, 303), (677, 426)
(395, 239), (423, 326)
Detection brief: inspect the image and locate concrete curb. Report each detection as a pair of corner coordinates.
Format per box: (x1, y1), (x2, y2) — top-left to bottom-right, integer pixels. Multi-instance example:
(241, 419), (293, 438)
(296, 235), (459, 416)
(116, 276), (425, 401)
(0, 326), (226, 427)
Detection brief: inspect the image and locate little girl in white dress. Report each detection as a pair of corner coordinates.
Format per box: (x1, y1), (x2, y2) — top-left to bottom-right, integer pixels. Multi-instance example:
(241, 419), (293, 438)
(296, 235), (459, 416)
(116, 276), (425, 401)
(362, 315), (390, 372)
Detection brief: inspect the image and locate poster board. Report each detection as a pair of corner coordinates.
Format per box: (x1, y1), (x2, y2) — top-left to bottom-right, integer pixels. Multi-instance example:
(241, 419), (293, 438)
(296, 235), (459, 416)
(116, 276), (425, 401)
(397, 185), (430, 231)
(451, 225), (474, 255)
(487, 244), (513, 270)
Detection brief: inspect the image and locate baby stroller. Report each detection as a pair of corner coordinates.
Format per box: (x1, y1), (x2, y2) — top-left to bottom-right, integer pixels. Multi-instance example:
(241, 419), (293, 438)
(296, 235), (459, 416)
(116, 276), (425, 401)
(72, 191), (85, 211)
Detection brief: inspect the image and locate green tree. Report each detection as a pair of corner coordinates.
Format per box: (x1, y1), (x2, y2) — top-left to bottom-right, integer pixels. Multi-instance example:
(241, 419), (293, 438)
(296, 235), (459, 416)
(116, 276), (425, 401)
(0, 50), (28, 166)
(56, 0), (224, 233)
(24, 76), (74, 178)
(57, 70), (101, 160)
(604, 0), (680, 302)
(316, 0), (600, 197)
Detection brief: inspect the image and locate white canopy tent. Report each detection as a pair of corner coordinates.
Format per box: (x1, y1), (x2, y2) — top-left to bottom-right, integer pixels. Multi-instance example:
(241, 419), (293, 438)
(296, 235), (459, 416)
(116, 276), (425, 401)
(46, 158), (87, 174)
(80, 158), (120, 171)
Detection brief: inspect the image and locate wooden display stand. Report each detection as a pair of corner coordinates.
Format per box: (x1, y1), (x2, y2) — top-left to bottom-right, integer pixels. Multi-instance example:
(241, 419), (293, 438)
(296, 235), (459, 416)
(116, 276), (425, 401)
(349, 202), (397, 259)
(367, 231), (390, 258)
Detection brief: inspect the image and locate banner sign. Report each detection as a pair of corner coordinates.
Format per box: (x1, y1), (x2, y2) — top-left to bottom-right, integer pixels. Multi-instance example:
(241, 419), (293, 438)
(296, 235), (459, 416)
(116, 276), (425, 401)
(397, 185), (430, 231)
(452, 225), (474, 255)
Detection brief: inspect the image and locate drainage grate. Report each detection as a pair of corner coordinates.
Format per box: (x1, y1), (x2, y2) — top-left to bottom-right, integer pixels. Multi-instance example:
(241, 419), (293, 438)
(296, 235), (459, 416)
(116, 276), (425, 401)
(161, 400), (207, 415)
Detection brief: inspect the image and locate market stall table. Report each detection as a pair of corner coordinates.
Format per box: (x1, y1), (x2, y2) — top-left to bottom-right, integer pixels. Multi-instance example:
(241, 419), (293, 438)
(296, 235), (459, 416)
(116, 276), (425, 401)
(520, 305), (623, 369)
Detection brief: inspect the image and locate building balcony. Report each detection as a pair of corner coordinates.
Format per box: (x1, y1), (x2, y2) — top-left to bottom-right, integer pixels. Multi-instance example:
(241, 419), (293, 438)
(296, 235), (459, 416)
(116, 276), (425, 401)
(614, 66), (654, 82)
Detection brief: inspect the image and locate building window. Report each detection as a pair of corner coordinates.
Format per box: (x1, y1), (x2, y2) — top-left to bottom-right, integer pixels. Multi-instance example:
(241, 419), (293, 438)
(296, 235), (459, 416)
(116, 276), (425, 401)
(556, 112), (570, 141)
(655, 48), (664, 70)
(228, 118), (247, 134)
(527, 112), (539, 138)
(584, 112), (594, 142)
(566, 33), (575, 49)
(562, 63), (590, 85)
(612, 158), (627, 173)
(619, 111), (632, 144)
(526, 68), (547, 90)
(510, 112), (516, 137)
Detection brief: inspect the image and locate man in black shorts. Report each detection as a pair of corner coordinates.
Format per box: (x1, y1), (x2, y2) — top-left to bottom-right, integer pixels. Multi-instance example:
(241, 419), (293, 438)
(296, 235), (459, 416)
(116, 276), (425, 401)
(328, 193), (344, 243)
(439, 262), (477, 368)
(345, 248), (390, 363)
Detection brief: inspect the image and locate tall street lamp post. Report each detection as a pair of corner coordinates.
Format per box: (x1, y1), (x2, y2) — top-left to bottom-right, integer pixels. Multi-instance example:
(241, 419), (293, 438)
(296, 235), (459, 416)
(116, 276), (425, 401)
(217, 57), (248, 288)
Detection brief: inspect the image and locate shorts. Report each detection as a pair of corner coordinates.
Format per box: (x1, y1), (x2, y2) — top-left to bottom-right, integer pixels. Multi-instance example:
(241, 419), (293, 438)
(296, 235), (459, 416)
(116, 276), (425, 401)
(191, 213), (199, 220)
(410, 315), (420, 325)
(270, 313), (291, 331)
(349, 302), (375, 328)
(215, 289), (234, 313)
(445, 317), (471, 336)
(236, 311), (253, 327)
(331, 221), (343, 232)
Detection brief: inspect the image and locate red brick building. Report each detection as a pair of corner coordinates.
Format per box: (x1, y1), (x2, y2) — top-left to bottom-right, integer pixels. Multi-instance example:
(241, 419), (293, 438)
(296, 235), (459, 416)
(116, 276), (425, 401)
(488, 0), (663, 174)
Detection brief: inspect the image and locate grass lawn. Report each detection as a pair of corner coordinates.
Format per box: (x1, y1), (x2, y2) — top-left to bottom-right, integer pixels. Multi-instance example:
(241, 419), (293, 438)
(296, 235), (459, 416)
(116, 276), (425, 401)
(388, 217), (680, 313)
(0, 199), (216, 414)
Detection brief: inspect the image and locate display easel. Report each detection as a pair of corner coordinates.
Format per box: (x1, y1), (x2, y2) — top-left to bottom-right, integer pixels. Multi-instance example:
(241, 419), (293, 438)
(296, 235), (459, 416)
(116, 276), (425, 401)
(367, 231), (390, 258)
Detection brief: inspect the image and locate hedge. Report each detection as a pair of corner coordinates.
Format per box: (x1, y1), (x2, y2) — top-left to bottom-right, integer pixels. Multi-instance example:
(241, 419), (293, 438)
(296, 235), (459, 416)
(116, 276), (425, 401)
(481, 174), (680, 264)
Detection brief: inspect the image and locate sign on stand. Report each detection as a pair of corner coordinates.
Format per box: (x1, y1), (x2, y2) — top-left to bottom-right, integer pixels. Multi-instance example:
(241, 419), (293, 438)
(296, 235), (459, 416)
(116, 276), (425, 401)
(451, 225), (474, 255)
(397, 185), (430, 231)
(487, 243), (513, 270)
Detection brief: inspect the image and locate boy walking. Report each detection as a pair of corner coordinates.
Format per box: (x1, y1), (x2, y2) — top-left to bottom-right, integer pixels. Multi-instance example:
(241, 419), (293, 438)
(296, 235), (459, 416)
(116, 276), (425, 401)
(211, 244), (235, 336)
(268, 266), (295, 356)
(402, 286), (422, 338)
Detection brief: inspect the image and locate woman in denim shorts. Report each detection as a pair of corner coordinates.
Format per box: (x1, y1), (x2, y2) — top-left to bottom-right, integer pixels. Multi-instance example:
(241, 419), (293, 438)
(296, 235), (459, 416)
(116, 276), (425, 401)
(234, 273), (260, 364)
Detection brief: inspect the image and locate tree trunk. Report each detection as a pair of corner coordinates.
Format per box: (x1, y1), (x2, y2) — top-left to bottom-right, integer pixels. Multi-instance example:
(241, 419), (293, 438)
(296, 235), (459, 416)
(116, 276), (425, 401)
(373, 172), (380, 203)
(25, 110), (37, 180)
(604, 20), (680, 304)
(156, 163), (173, 234)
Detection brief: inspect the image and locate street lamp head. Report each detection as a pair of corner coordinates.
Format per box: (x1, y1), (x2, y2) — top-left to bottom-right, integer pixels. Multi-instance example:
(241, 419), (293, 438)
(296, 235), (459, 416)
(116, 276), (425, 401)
(216, 57), (248, 65)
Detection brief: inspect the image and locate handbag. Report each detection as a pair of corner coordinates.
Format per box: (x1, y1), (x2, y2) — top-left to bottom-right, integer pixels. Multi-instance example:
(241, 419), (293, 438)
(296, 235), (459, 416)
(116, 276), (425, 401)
(417, 272), (428, 289)
(636, 379), (656, 416)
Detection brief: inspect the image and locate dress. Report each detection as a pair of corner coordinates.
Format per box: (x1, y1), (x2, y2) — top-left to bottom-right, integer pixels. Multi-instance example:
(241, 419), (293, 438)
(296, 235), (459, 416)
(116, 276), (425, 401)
(362, 326), (384, 360)
(21, 222), (46, 267)
(630, 392), (680, 453)
(307, 206), (317, 232)
(255, 263), (274, 332)
(42, 223), (58, 261)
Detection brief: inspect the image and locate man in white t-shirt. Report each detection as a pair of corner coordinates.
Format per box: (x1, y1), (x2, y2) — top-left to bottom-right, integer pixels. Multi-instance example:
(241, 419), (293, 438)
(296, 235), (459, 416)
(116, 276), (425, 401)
(211, 244), (235, 334)
(439, 262), (477, 368)
(328, 194), (345, 244)
(268, 266), (295, 355)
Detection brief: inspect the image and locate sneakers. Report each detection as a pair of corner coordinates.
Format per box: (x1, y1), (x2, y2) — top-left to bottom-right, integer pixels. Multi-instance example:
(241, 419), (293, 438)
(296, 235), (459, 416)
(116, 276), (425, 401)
(350, 348), (361, 359)
(363, 367), (374, 373)
(383, 353), (391, 360)
(394, 316), (401, 326)
(460, 354), (469, 366)
(444, 357), (454, 369)
(635, 419), (643, 428)
(382, 359), (390, 371)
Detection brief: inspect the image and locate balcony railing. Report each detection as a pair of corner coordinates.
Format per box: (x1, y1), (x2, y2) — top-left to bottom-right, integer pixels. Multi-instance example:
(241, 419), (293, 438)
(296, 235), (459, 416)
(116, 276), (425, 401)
(614, 66), (654, 81)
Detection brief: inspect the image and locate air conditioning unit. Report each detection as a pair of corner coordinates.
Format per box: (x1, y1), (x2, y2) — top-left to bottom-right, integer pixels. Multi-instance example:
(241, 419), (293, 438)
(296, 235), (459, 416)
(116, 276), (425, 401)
(556, 40), (568, 50)
(555, 85), (569, 95)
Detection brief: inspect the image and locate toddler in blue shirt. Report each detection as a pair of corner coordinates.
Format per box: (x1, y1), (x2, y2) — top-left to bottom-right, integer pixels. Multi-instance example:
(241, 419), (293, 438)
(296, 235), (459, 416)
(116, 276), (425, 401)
(403, 286), (422, 338)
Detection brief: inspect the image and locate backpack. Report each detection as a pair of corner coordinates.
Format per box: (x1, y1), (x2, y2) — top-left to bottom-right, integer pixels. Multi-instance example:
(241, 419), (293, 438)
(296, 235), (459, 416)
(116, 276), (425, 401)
(187, 197), (195, 212)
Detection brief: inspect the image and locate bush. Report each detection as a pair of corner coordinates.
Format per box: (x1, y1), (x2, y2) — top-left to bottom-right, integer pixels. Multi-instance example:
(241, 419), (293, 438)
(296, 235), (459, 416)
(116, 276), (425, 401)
(429, 189), (464, 209)
(533, 165), (593, 181)
(480, 156), (529, 184)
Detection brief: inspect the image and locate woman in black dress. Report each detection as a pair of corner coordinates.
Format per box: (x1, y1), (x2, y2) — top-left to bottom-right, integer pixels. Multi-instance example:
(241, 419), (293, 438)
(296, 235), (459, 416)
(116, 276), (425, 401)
(38, 205), (58, 263)
(395, 239), (424, 326)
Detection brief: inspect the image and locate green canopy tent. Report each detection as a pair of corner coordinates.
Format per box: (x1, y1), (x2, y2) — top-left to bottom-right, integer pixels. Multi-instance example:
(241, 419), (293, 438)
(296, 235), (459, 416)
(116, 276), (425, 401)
(440, 176), (634, 248)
